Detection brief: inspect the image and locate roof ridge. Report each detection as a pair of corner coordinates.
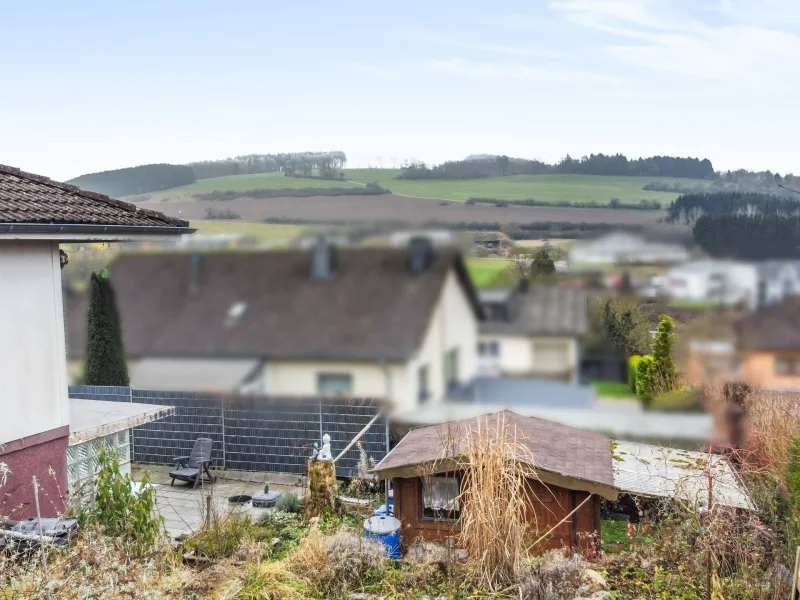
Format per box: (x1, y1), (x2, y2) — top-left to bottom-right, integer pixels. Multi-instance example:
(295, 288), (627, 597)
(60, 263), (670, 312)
(0, 164), (189, 228)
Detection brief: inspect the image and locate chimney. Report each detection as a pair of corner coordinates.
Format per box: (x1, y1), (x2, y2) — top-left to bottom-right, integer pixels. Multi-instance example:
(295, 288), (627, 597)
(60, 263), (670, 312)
(189, 253), (203, 294)
(409, 236), (435, 275)
(310, 236), (336, 280)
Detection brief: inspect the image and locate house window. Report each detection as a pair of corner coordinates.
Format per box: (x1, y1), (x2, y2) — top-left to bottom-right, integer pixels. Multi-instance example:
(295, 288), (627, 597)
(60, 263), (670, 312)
(317, 373), (353, 396)
(443, 348), (459, 391)
(774, 356), (800, 376)
(418, 365), (430, 404)
(479, 341), (500, 357)
(421, 475), (461, 521)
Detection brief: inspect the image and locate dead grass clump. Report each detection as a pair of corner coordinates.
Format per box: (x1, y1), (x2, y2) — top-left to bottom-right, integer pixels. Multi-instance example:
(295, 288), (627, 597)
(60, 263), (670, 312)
(517, 550), (585, 600)
(238, 561), (307, 600)
(0, 526), (180, 599)
(455, 413), (537, 590)
(286, 527), (387, 597)
(742, 389), (800, 483)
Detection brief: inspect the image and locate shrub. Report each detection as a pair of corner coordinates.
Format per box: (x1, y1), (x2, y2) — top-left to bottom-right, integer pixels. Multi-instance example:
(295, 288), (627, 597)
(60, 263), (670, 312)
(635, 355), (655, 407)
(277, 492), (302, 513)
(204, 207), (241, 220)
(628, 356), (642, 392)
(83, 447), (165, 555)
(651, 315), (678, 394)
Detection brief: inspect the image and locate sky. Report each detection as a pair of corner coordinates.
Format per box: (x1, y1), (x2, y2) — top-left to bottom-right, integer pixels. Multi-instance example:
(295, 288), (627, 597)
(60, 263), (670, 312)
(2, 0), (799, 180)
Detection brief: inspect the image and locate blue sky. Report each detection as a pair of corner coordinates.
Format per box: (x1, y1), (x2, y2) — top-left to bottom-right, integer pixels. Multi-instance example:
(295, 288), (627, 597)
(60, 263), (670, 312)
(2, 0), (799, 180)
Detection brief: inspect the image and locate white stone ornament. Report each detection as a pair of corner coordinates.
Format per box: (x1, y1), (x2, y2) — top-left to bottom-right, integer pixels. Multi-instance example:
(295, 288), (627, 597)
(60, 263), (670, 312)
(318, 433), (333, 461)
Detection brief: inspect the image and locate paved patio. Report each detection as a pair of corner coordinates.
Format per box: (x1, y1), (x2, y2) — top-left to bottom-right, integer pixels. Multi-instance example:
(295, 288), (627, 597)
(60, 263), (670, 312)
(133, 467), (306, 541)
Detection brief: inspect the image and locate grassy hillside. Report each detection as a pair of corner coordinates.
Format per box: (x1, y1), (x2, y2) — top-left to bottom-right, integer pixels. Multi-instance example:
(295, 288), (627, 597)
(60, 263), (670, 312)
(132, 167), (711, 207)
(191, 220), (312, 243)
(139, 172), (362, 202)
(346, 169), (705, 204)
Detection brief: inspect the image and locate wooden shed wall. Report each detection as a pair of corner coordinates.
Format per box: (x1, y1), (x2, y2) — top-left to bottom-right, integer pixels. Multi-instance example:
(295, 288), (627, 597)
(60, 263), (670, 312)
(393, 476), (601, 554)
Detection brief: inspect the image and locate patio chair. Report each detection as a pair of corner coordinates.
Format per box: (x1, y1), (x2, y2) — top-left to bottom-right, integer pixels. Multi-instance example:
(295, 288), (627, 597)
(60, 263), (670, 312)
(169, 438), (215, 488)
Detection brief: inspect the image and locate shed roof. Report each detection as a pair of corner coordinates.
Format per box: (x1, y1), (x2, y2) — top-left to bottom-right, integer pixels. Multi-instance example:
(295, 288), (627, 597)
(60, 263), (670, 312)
(374, 410), (617, 500)
(612, 440), (753, 510)
(0, 165), (189, 229)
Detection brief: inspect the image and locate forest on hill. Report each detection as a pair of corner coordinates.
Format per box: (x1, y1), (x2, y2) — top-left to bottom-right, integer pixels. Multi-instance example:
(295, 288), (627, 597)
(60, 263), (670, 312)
(668, 191), (800, 223)
(66, 164), (196, 197)
(399, 153), (715, 180)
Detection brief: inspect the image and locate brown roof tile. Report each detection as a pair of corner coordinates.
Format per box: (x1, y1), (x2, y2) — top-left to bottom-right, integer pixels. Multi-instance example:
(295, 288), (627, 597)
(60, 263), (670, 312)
(65, 247), (481, 361)
(0, 165), (188, 228)
(374, 410), (615, 489)
(736, 297), (800, 351)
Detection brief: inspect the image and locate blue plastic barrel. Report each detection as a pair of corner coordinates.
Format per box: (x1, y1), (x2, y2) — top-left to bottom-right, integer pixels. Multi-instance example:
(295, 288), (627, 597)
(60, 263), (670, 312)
(363, 516), (401, 559)
(373, 496), (394, 517)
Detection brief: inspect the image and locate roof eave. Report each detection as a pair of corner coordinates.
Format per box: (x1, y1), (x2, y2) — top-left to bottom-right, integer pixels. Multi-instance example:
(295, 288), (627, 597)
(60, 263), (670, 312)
(0, 222), (195, 242)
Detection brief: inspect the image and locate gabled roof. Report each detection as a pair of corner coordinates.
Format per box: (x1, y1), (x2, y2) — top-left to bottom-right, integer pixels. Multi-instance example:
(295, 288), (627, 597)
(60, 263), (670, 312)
(374, 410), (616, 500)
(736, 297), (800, 351)
(480, 286), (588, 337)
(0, 165), (189, 229)
(65, 247), (482, 362)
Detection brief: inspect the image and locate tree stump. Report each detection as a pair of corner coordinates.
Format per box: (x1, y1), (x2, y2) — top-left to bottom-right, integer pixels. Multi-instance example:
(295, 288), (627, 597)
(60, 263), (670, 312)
(306, 460), (337, 517)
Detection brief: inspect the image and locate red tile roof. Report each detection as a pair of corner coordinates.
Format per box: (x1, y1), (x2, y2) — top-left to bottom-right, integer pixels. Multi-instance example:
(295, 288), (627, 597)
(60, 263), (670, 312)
(0, 165), (189, 228)
(375, 410), (615, 489)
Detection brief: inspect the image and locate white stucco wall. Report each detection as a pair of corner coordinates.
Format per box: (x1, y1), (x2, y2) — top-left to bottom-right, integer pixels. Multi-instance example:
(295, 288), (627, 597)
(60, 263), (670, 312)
(0, 242), (69, 445)
(479, 334), (578, 381)
(405, 270), (478, 412)
(263, 360), (407, 404)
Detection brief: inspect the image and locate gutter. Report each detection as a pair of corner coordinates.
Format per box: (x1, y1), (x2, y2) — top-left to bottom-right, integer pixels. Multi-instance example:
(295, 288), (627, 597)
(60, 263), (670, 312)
(0, 223), (195, 235)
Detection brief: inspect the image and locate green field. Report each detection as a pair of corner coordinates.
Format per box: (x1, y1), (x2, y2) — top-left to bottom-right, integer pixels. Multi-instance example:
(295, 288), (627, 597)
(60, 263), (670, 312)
(466, 257), (513, 288)
(142, 172), (362, 202)
(136, 168), (710, 206)
(346, 169), (704, 204)
(591, 380), (636, 399)
(191, 220), (311, 243)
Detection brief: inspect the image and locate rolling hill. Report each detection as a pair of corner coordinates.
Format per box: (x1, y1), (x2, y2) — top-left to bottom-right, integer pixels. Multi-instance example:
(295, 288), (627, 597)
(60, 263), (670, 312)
(134, 168), (702, 207)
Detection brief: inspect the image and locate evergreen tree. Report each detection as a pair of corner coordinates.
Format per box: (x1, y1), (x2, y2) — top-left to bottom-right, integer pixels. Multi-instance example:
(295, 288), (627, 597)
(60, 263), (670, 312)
(532, 250), (556, 276)
(651, 315), (677, 394)
(85, 270), (129, 386)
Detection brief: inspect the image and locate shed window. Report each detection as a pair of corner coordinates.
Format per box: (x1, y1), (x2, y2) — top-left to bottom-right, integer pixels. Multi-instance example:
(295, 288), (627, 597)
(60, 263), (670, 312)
(317, 373), (353, 396)
(421, 476), (460, 521)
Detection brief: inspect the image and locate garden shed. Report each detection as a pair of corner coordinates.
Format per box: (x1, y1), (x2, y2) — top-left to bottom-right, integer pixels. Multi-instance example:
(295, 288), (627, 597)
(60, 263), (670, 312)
(373, 410), (618, 554)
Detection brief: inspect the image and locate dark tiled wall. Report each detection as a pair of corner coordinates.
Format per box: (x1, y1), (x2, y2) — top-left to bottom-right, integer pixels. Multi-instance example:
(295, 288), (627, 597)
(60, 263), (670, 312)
(68, 387), (387, 477)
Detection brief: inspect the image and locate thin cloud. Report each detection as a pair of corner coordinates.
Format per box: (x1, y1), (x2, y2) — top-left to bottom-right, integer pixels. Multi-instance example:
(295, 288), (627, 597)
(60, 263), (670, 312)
(425, 58), (617, 84)
(405, 29), (569, 59)
(550, 0), (800, 83)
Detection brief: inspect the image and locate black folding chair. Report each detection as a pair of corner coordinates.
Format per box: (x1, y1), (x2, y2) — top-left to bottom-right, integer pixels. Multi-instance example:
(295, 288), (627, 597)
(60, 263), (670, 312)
(169, 438), (215, 489)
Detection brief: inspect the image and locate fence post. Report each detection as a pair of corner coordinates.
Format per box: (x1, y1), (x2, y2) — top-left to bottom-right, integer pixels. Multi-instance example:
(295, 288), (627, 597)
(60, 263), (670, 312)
(792, 546), (800, 600)
(128, 387), (135, 463)
(220, 396), (226, 471)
